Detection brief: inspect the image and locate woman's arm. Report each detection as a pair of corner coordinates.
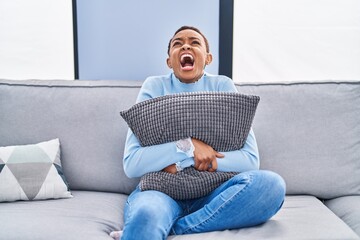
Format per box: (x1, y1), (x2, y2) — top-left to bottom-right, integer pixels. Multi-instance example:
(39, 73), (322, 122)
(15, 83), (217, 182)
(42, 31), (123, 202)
(123, 130), (192, 178)
(169, 128), (259, 173)
(216, 128), (260, 172)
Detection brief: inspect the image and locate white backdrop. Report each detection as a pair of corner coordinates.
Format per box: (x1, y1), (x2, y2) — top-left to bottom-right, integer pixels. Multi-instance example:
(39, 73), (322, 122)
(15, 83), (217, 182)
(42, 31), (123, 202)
(233, 0), (360, 83)
(0, 0), (74, 80)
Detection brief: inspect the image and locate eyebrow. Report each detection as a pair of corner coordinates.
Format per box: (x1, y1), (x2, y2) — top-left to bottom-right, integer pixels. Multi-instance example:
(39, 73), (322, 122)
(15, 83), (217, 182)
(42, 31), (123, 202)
(171, 37), (201, 43)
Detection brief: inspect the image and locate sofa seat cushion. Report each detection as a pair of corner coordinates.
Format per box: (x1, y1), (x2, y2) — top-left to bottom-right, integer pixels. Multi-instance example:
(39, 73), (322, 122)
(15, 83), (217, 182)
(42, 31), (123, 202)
(1, 194), (357, 240)
(325, 196), (360, 237)
(0, 190), (127, 240)
(169, 196), (359, 240)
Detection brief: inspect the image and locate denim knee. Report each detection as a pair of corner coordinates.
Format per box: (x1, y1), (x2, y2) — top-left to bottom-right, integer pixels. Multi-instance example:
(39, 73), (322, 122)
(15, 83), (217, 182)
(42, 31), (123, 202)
(122, 190), (182, 240)
(251, 170), (286, 219)
(230, 170), (286, 222)
(262, 170), (286, 199)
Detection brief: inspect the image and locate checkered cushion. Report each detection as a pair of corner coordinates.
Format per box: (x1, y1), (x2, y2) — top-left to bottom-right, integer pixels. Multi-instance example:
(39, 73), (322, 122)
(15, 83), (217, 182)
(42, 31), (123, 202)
(120, 92), (260, 200)
(120, 92), (260, 151)
(140, 167), (238, 200)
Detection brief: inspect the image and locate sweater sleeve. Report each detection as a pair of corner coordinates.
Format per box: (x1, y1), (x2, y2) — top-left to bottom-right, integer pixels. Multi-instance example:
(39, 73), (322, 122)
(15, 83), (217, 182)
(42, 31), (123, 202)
(123, 130), (192, 178)
(216, 128), (260, 172)
(176, 128), (260, 172)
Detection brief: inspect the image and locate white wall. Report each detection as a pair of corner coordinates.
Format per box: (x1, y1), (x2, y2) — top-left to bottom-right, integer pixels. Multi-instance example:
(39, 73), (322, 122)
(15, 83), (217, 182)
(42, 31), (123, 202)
(0, 0), (75, 80)
(233, 0), (360, 83)
(2, 0), (359, 82)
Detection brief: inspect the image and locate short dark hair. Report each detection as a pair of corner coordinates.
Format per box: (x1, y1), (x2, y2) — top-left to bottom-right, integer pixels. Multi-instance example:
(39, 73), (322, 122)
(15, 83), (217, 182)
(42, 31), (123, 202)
(167, 26), (210, 55)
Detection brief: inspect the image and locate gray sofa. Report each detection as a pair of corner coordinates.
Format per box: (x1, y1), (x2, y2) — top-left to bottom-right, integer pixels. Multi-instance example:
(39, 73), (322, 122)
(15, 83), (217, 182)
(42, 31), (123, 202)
(0, 79), (359, 240)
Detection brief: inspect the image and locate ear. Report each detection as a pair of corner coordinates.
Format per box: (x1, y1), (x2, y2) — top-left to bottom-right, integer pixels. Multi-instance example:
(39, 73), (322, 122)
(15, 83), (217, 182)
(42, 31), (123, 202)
(167, 58), (172, 69)
(205, 53), (213, 66)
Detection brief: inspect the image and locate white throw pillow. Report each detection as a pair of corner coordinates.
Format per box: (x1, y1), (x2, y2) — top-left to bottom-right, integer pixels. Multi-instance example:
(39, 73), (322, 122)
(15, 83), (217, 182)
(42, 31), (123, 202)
(0, 139), (72, 202)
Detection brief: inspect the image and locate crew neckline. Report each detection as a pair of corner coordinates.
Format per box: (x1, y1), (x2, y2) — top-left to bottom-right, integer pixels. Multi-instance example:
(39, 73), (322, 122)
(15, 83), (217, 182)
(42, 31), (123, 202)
(171, 73), (206, 87)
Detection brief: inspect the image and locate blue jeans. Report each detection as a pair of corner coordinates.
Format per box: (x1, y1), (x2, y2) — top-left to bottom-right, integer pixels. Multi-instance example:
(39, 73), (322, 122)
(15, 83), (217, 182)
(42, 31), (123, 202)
(121, 170), (286, 240)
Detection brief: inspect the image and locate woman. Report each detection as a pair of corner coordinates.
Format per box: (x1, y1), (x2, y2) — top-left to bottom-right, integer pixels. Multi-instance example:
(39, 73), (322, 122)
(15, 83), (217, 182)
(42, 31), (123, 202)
(112, 26), (285, 240)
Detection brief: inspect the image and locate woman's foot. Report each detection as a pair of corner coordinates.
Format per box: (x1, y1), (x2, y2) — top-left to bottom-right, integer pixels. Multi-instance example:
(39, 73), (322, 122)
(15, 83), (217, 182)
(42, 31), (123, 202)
(110, 230), (123, 239)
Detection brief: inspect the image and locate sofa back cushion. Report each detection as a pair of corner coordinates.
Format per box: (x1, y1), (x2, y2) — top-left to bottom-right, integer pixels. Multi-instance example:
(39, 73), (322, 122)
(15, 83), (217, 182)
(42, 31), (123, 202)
(2, 79), (360, 198)
(0, 80), (142, 194)
(237, 81), (360, 199)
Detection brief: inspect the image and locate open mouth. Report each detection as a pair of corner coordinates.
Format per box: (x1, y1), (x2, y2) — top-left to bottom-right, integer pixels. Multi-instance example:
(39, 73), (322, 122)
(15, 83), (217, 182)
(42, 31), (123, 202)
(180, 54), (194, 70)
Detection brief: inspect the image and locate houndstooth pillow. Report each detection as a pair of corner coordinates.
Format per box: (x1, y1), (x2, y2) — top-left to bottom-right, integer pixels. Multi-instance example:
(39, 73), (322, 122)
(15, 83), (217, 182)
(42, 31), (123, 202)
(140, 167), (239, 200)
(120, 92), (260, 151)
(120, 92), (260, 199)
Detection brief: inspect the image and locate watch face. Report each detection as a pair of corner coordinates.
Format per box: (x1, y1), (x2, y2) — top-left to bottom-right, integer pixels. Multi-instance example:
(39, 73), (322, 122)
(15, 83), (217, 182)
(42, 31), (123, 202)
(175, 162), (183, 172)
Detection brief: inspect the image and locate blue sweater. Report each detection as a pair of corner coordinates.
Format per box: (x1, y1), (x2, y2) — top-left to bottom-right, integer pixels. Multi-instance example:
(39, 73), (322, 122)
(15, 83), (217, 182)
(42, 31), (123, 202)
(123, 73), (260, 178)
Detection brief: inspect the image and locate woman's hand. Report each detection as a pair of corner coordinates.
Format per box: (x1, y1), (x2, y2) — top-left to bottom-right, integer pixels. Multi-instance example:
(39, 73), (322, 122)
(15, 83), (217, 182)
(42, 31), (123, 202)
(191, 138), (224, 172)
(162, 164), (177, 174)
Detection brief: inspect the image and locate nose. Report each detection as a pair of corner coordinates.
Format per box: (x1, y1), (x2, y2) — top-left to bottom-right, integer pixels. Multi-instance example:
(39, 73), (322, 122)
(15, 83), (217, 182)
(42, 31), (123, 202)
(182, 44), (191, 50)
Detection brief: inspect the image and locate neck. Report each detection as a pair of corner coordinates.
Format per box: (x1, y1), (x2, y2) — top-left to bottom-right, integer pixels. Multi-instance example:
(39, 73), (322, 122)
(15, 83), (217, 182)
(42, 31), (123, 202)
(175, 73), (204, 84)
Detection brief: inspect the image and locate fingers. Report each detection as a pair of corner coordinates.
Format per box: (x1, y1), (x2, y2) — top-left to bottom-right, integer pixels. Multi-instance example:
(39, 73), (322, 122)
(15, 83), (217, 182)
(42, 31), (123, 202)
(193, 153), (220, 171)
(195, 158), (218, 172)
(162, 164), (177, 174)
(191, 138), (224, 172)
(194, 158), (208, 171)
(216, 152), (225, 158)
(208, 159), (218, 172)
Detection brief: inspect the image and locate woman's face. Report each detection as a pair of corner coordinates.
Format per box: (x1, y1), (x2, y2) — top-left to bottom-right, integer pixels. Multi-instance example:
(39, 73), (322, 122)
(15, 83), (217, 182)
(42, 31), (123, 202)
(167, 29), (212, 83)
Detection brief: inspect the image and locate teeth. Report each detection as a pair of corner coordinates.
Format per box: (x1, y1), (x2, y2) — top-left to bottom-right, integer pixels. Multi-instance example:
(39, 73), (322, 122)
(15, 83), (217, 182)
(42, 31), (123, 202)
(181, 54), (194, 63)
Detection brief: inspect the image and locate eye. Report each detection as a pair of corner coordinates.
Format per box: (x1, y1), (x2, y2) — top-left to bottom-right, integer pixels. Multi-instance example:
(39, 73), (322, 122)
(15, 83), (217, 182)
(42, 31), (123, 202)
(172, 41), (182, 47)
(192, 40), (201, 45)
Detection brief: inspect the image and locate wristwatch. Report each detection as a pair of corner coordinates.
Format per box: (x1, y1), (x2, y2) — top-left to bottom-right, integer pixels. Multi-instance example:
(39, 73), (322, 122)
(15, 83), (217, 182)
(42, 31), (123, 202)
(175, 162), (183, 172)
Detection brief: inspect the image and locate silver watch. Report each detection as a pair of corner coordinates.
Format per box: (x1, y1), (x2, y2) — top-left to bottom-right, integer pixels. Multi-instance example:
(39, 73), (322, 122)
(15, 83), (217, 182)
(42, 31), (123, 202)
(175, 162), (183, 172)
